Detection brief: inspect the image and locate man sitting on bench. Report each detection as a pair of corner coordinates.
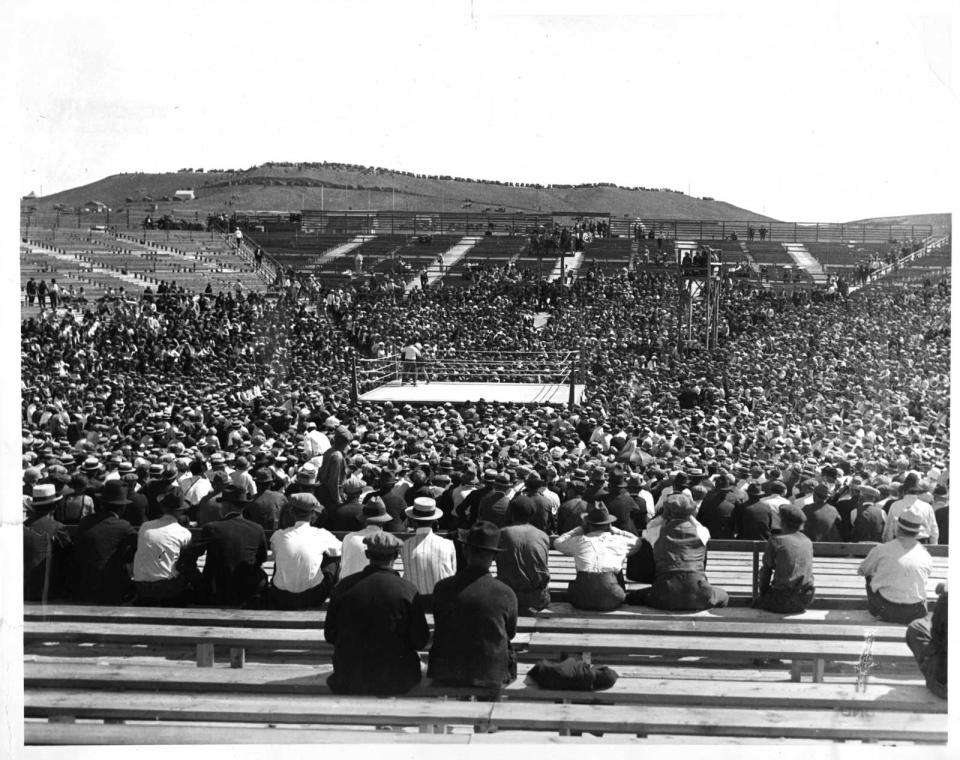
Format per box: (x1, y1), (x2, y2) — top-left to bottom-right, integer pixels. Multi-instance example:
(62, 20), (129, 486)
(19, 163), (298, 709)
(753, 503), (815, 614)
(630, 493), (729, 611)
(859, 505), (932, 624)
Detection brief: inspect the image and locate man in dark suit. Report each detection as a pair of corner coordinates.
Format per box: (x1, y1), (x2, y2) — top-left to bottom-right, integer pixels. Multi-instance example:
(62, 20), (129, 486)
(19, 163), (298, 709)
(604, 469), (646, 536)
(324, 531), (429, 694)
(700, 474), (742, 539)
(23, 484), (72, 601)
(428, 522), (518, 688)
(68, 480), (138, 603)
(181, 484), (268, 605)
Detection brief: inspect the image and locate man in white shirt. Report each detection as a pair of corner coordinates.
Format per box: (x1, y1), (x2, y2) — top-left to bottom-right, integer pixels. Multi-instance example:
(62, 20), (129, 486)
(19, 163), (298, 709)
(178, 458), (213, 510)
(882, 473), (939, 544)
(859, 505), (933, 624)
(268, 493), (342, 609)
(554, 504), (641, 611)
(132, 493), (193, 605)
(400, 498), (456, 606)
(303, 421), (331, 460)
(229, 456), (258, 501)
(339, 498), (394, 580)
(401, 340), (422, 386)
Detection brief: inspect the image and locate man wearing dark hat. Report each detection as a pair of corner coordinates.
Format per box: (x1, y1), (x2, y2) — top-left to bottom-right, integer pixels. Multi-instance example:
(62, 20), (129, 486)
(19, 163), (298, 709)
(180, 484), (268, 605)
(455, 468), (496, 529)
(699, 474), (742, 539)
(629, 493), (728, 611)
(478, 472), (512, 528)
(142, 462), (180, 521)
(339, 497), (394, 579)
(244, 468), (286, 531)
(858, 505), (934, 624)
(67, 479), (138, 603)
(55, 473), (94, 524)
(429, 522), (518, 688)
(23, 483), (72, 601)
(754, 504), (816, 613)
(802, 483), (843, 542)
(510, 473), (553, 533)
(604, 469), (646, 536)
(196, 470), (230, 526)
(556, 471), (589, 534)
(851, 486), (886, 543)
(400, 497), (456, 606)
(882, 472), (939, 544)
(555, 503), (641, 611)
(497, 498), (551, 613)
(325, 531), (429, 695)
(132, 492), (193, 605)
(268, 493), (342, 609)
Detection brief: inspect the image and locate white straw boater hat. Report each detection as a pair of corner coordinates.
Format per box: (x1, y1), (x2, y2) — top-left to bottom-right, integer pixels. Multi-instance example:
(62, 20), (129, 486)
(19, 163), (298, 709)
(405, 497), (443, 522)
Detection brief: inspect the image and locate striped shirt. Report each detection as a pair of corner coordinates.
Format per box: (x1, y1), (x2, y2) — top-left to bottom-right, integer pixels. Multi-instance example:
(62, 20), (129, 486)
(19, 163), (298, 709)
(400, 527), (457, 595)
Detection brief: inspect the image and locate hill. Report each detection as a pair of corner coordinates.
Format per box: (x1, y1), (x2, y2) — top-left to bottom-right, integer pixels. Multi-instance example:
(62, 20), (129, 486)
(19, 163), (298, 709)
(845, 213), (951, 236)
(32, 162), (776, 222)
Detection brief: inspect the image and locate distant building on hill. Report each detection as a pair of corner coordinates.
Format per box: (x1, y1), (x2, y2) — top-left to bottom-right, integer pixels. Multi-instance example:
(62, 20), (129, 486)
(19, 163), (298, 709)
(82, 200), (109, 213)
(174, 188), (196, 201)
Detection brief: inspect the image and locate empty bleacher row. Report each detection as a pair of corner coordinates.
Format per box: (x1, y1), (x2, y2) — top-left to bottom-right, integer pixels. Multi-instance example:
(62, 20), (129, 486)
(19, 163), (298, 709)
(21, 230), (268, 305)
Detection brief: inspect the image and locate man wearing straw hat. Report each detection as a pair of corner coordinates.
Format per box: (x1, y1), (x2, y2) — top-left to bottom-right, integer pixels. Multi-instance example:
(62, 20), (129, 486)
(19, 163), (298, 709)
(859, 504), (933, 624)
(400, 496), (456, 607)
(23, 483), (72, 601)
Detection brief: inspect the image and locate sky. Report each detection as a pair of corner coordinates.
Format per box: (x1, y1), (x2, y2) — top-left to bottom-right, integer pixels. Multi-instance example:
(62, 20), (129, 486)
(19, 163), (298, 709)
(9, 0), (959, 222)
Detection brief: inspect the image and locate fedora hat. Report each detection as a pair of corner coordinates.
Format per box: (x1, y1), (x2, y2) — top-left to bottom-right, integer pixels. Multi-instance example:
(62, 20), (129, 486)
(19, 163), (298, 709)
(220, 484), (251, 504)
(405, 496), (443, 522)
(584, 504), (618, 525)
(30, 483), (62, 507)
(361, 497), (393, 524)
(98, 479), (131, 507)
(460, 521), (502, 552)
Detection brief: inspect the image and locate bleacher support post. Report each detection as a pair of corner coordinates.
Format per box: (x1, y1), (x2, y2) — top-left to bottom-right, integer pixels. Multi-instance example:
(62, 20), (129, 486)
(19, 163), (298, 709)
(568, 351), (577, 410)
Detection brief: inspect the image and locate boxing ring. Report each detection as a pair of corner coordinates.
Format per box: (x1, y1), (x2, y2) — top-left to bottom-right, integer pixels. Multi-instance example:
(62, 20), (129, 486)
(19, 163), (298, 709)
(353, 350), (586, 407)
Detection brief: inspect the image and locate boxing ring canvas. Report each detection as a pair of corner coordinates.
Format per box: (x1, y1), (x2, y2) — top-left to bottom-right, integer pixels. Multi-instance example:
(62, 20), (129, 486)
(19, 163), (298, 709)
(354, 350), (585, 407)
(359, 380), (585, 406)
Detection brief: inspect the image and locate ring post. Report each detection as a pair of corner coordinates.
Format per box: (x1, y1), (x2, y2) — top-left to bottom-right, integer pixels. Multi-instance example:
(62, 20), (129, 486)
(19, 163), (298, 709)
(568, 351), (577, 410)
(350, 352), (359, 405)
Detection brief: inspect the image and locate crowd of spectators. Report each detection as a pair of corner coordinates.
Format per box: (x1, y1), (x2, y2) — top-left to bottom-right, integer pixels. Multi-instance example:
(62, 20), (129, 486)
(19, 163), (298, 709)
(22, 247), (949, 610)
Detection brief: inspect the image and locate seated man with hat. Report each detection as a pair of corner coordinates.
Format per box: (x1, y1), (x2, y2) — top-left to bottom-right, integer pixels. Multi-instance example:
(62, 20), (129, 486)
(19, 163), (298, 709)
(754, 504), (816, 614)
(180, 484), (268, 605)
(429, 522), (519, 688)
(132, 492), (193, 605)
(339, 497), (394, 580)
(267, 493), (342, 609)
(67, 479), (138, 603)
(23, 483), (72, 601)
(630, 493), (729, 611)
(325, 531), (429, 694)
(858, 505), (933, 624)
(554, 503), (642, 611)
(400, 497), (456, 608)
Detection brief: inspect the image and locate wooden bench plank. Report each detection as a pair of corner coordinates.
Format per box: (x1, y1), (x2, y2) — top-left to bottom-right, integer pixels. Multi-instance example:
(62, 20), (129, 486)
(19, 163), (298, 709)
(23, 661), (947, 712)
(25, 690), (496, 727)
(527, 632), (912, 662)
(23, 692), (946, 742)
(486, 703), (947, 742)
(25, 723), (470, 745)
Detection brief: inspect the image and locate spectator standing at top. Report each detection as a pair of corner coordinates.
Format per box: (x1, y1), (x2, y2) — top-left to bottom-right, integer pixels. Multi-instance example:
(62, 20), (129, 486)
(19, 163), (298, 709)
(234, 226), (243, 250)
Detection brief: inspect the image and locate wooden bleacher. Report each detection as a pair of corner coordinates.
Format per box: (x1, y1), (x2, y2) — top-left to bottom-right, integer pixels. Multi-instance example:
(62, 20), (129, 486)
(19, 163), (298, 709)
(22, 538), (948, 744)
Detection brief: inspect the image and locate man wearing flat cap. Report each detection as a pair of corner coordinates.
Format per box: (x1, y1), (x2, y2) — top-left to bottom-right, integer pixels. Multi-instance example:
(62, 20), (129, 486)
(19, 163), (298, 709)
(267, 493), (341, 609)
(429, 522), (519, 688)
(801, 483), (843, 542)
(339, 498), (394, 580)
(325, 531), (429, 695)
(754, 504), (816, 613)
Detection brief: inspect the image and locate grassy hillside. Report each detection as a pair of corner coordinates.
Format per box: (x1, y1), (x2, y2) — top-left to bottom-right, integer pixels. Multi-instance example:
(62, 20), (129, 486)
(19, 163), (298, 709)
(31, 162), (777, 222)
(845, 213), (951, 236)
